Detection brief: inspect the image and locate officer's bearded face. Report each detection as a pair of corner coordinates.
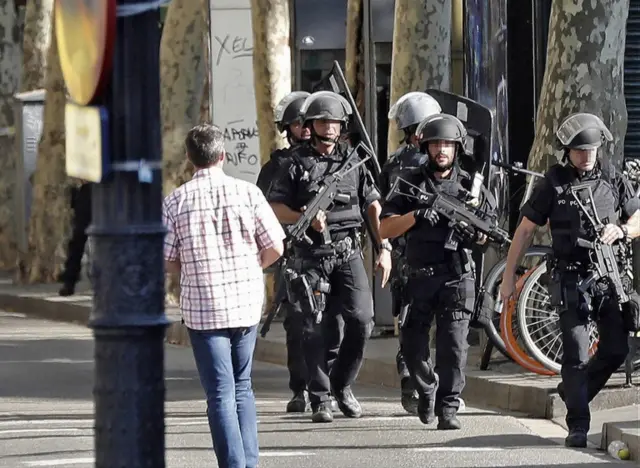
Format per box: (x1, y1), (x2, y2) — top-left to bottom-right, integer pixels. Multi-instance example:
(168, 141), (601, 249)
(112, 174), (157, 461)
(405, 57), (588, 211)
(568, 148), (598, 172)
(290, 122), (311, 141)
(427, 140), (456, 172)
(313, 119), (342, 143)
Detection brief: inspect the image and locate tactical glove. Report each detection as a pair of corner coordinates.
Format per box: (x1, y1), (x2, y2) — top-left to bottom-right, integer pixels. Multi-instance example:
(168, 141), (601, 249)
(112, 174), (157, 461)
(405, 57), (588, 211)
(414, 208), (440, 226)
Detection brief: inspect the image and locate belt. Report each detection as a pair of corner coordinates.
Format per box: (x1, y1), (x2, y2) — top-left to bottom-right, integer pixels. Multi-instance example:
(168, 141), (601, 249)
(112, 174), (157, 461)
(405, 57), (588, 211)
(406, 263), (456, 278)
(294, 233), (359, 259)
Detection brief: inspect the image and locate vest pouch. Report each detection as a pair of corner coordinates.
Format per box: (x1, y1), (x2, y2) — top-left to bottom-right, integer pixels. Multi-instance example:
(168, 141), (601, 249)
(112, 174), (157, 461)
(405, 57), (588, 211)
(470, 291), (492, 329)
(442, 275), (476, 320)
(560, 273), (591, 322)
(548, 269), (564, 308)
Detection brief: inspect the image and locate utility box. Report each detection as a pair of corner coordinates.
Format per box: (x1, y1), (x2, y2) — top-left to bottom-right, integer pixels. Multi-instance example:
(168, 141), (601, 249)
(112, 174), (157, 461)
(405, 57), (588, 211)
(13, 90), (45, 254)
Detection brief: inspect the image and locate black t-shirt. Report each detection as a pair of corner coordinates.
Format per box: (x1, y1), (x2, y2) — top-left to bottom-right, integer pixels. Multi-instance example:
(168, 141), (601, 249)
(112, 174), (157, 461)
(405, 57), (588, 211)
(521, 163), (638, 226)
(521, 162), (639, 262)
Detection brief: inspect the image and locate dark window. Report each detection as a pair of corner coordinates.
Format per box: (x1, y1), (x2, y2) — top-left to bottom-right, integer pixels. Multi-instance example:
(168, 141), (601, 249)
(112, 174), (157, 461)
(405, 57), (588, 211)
(371, 0), (395, 43)
(294, 0), (347, 50)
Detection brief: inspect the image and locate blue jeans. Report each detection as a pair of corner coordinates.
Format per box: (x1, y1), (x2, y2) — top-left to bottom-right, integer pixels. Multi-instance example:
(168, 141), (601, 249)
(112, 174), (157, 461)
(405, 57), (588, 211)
(188, 325), (259, 468)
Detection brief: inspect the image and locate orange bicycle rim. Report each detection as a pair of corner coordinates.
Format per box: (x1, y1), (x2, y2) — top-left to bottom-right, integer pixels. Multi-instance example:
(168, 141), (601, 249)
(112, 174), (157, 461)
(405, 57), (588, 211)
(501, 265), (557, 376)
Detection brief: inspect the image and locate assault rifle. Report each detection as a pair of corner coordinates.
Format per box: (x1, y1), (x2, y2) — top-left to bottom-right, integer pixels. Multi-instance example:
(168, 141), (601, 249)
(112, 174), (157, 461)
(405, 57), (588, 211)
(388, 177), (511, 247)
(259, 144), (371, 337)
(570, 184), (630, 303)
(259, 269), (288, 338)
(285, 143), (371, 248)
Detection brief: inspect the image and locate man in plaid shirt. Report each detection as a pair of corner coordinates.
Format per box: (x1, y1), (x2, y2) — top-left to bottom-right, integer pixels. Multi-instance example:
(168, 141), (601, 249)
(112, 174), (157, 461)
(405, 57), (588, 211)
(163, 124), (285, 468)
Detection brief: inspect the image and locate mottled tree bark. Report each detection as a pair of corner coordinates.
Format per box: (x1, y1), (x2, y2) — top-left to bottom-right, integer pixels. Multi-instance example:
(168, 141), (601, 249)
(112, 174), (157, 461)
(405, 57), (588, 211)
(23, 19), (71, 283)
(251, 0), (291, 164)
(160, 0), (207, 304)
(528, 0), (629, 172)
(251, 0), (292, 309)
(0, 1), (21, 270)
(160, 0), (207, 196)
(387, 0), (452, 156)
(20, 0), (52, 92)
(345, 0), (365, 115)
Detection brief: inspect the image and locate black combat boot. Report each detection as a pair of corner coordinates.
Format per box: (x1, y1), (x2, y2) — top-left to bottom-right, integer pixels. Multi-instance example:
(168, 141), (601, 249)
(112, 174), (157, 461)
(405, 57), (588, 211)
(59, 283), (75, 297)
(400, 378), (419, 415)
(286, 390), (307, 413)
(417, 393), (436, 425)
(311, 402), (333, 423)
(565, 427), (588, 448)
(437, 408), (461, 430)
(332, 386), (362, 418)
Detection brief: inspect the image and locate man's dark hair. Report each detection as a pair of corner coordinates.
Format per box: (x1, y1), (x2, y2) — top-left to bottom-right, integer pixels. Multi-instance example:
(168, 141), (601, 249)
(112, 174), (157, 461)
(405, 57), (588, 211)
(185, 124), (225, 168)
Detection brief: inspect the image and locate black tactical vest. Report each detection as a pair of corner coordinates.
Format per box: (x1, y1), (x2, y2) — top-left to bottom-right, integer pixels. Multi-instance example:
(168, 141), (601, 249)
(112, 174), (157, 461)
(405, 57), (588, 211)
(256, 148), (292, 196)
(382, 146), (428, 196)
(292, 146), (363, 232)
(546, 163), (619, 262)
(403, 165), (472, 266)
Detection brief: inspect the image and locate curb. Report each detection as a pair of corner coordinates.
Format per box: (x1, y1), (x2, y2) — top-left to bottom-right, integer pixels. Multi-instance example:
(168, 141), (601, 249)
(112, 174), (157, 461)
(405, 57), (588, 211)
(2, 289), (638, 421)
(601, 420), (640, 461)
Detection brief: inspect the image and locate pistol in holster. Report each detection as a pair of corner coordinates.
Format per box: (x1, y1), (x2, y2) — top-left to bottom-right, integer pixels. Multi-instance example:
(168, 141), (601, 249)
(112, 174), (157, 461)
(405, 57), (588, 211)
(284, 268), (331, 324)
(549, 269), (592, 321)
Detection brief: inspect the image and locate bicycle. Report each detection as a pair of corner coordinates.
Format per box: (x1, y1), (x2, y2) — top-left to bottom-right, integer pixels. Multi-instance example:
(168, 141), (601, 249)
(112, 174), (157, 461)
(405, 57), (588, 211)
(477, 160), (548, 368)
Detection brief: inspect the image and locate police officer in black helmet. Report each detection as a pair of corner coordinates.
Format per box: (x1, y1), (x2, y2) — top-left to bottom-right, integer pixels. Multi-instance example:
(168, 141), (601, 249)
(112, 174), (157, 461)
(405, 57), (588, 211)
(380, 113), (494, 430)
(500, 112), (640, 448)
(257, 91), (342, 414)
(267, 90), (392, 423)
(380, 91), (442, 415)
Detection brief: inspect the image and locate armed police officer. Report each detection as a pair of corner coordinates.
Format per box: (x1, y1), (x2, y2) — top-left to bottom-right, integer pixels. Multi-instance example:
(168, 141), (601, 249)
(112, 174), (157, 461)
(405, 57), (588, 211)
(257, 91), (342, 414)
(500, 113), (640, 448)
(380, 113), (494, 430)
(380, 91), (442, 414)
(267, 90), (392, 423)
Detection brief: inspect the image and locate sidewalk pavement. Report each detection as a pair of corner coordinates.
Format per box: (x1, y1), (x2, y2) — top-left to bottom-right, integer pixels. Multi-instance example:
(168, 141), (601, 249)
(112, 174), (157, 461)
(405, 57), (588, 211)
(0, 276), (637, 427)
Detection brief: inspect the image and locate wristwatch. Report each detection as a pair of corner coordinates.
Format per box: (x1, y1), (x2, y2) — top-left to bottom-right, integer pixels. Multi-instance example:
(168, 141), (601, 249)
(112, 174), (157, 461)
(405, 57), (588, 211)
(620, 225), (629, 239)
(379, 240), (393, 252)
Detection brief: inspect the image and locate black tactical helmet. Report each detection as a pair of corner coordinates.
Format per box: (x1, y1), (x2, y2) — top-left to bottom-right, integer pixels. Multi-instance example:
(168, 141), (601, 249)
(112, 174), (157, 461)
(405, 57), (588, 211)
(415, 114), (467, 145)
(274, 91), (310, 133)
(556, 113), (613, 150)
(299, 91), (352, 124)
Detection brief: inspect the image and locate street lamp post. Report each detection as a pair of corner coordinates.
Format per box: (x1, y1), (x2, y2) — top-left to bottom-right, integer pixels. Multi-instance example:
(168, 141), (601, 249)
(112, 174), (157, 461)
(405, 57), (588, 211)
(91, 2), (168, 466)
(57, 0), (169, 465)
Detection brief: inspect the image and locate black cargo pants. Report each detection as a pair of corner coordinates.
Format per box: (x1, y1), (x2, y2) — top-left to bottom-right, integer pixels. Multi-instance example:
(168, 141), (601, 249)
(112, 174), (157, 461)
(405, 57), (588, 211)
(555, 277), (630, 432)
(298, 249), (374, 407)
(274, 263), (342, 394)
(60, 183), (92, 285)
(401, 271), (475, 414)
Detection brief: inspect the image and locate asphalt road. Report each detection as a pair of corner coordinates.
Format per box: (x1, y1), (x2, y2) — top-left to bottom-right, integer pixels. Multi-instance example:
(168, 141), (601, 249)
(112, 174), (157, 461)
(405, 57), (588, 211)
(0, 311), (630, 468)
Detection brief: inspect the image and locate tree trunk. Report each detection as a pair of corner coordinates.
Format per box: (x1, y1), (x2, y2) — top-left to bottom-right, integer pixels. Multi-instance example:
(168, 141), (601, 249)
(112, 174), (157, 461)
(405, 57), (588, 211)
(528, 0), (629, 173)
(0, 0), (21, 270)
(20, 0), (52, 92)
(160, 0), (207, 196)
(251, 0), (291, 165)
(160, 0), (207, 304)
(345, 0), (365, 115)
(387, 0), (452, 156)
(250, 0), (292, 309)
(23, 18), (71, 283)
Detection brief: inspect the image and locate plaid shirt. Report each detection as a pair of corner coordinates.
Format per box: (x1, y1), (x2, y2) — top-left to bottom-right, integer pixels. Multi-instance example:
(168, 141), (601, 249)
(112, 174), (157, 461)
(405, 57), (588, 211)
(163, 167), (285, 330)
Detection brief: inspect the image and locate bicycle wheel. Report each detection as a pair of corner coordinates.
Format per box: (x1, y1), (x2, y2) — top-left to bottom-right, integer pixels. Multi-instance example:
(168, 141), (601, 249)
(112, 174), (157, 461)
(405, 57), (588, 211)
(517, 261), (599, 374)
(481, 245), (553, 360)
(500, 264), (556, 375)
